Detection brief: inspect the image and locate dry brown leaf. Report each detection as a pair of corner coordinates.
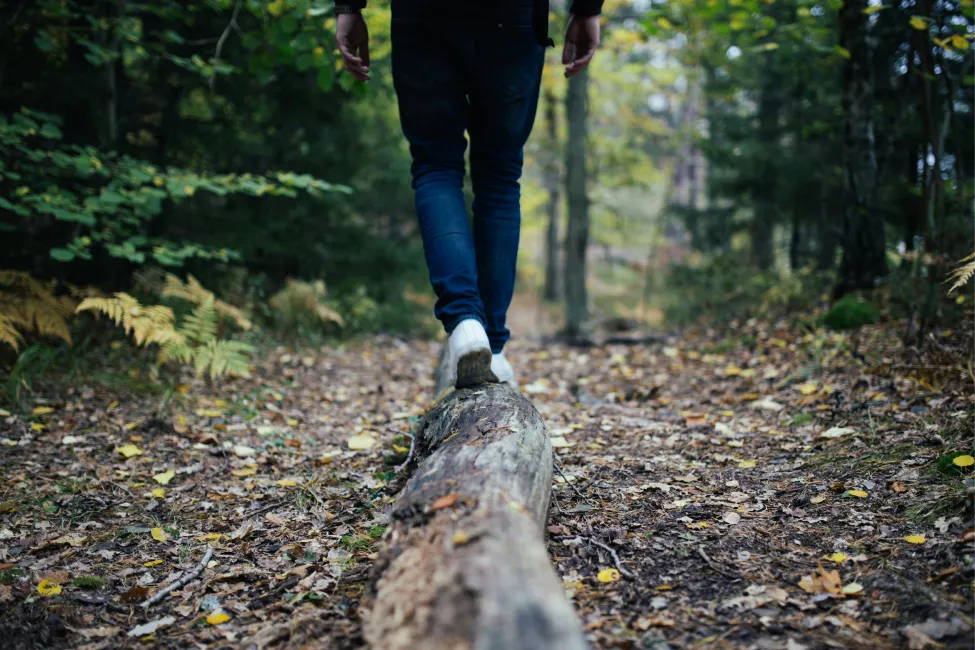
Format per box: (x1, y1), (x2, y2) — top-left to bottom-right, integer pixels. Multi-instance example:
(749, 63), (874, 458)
(431, 493), (459, 510)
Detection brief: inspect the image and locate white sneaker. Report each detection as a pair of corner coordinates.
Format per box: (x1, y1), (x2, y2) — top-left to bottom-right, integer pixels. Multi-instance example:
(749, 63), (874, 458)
(448, 319), (497, 388)
(491, 353), (518, 389)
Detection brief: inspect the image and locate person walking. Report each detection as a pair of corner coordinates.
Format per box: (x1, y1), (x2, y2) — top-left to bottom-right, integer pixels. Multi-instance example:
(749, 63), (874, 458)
(336, 0), (602, 388)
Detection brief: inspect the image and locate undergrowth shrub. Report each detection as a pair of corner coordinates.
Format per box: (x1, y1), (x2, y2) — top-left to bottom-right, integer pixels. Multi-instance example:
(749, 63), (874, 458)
(267, 279), (344, 334)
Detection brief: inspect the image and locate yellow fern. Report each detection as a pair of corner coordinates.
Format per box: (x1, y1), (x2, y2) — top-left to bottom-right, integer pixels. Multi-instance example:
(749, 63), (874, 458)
(162, 273), (252, 331)
(947, 252), (975, 295)
(76, 293), (182, 346)
(269, 279), (344, 329)
(0, 271), (75, 351)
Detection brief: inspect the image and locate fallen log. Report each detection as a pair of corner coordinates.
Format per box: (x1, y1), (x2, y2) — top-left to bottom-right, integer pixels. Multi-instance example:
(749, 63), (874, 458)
(361, 351), (587, 650)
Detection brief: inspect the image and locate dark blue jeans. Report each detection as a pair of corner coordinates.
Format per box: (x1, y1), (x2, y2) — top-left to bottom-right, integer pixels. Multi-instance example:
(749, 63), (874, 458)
(391, 5), (545, 354)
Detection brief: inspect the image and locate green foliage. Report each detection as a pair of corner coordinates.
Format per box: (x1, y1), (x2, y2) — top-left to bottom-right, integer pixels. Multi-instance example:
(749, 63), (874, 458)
(72, 575), (107, 589)
(823, 296), (880, 332)
(935, 452), (975, 479)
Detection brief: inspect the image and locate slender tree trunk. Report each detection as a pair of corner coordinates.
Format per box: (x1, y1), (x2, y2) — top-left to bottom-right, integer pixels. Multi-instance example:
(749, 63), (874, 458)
(836, 0), (885, 297)
(543, 89), (561, 302)
(564, 70), (589, 339)
(751, 46), (781, 271)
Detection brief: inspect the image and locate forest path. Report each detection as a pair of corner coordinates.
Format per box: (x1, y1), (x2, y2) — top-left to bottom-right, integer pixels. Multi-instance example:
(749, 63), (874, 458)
(0, 327), (971, 649)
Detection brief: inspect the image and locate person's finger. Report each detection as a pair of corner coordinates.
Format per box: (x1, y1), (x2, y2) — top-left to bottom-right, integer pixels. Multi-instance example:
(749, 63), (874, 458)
(359, 40), (370, 71)
(562, 38), (575, 65)
(338, 42), (362, 66)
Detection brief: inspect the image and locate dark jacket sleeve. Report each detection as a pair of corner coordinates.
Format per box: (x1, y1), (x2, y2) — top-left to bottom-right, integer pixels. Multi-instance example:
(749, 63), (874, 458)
(569, 0), (604, 16)
(335, 0), (367, 12)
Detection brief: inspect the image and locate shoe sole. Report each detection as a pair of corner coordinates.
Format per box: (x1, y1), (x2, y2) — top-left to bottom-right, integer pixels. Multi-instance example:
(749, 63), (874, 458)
(455, 348), (498, 388)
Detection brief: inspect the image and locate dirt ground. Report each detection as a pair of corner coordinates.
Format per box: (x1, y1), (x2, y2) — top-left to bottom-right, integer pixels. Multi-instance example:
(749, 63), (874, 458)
(0, 321), (972, 649)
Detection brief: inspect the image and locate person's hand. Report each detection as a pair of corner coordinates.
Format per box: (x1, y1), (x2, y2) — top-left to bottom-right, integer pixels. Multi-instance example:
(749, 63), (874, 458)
(337, 12), (370, 81)
(562, 14), (600, 78)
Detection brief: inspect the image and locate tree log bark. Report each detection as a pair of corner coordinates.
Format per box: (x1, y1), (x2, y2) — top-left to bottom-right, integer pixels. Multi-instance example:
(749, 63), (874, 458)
(361, 355), (587, 650)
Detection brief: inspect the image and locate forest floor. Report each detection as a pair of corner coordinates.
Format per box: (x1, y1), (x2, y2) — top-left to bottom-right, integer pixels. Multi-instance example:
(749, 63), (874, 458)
(0, 319), (972, 650)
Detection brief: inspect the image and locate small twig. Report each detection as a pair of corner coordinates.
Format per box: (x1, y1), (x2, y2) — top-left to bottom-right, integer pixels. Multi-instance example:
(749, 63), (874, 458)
(554, 535), (634, 579)
(395, 432), (417, 474)
(210, 0), (242, 92)
(553, 458), (591, 504)
(697, 545), (737, 580)
(245, 499), (286, 517)
(108, 481), (136, 499)
(142, 546), (214, 607)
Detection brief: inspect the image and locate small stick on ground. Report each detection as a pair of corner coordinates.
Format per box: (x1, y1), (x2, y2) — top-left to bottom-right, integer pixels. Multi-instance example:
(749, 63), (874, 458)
(697, 545), (737, 580)
(142, 545), (214, 608)
(394, 431), (416, 474)
(554, 535), (634, 579)
(553, 458), (591, 504)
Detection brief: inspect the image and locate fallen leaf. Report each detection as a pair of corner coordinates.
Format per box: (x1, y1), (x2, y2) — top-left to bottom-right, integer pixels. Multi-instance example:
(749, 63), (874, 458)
(685, 414), (707, 427)
(797, 382), (818, 395)
(197, 533), (223, 542)
(32, 406), (54, 415)
(152, 470), (175, 485)
(206, 611), (230, 625)
(738, 460), (757, 468)
(723, 512), (741, 525)
(116, 444), (142, 458)
(891, 482), (908, 493)
(265, 513), (286, 526)
(452, 530), (470, 545)
(904, 535), (926, 544)
(233, 445), (256, 458)
(550, 435), (575, 448)
(952, 455), (974, 467)
(119, 585), (151, 603)
(347, 433), (376, 451)
(173, 415), (187, 434)
(150, 527), (169, 542)
(597, 568), (621, 583)
(822, 427), (856, 439)
(825, 552), (849, 563)
(431, 493), (459, 510)
(37, 579), (62, 596)
(276, 479), (297, 487)
(127, 616), (175, 637)
(231, 468), (257, 477)
(151, 488), (166, 498)
(810, 495), (827, 504)
(798, 565), (842, 595)
(197, 409), (223, 418)
(842, 582), (864, 595)
(143, 559), (163, 567)
(847, 490), (868, 498)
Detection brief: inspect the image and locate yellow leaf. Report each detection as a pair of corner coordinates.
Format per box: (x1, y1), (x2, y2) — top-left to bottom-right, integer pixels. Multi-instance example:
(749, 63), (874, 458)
(206, 611), (230, 625)
(842, 582), (864, 595)
(197, 409), (223, 418)
(124, 421), (139, 430)
(31, 423), (45, 431)
(687, 521), (709, 529)
(231, 468), (256, 477)
(597, 568), (621, 583)
(863, 4), (888, 14)
(151, 488), (166, 498)
(904, 534), (926, 544)
(909, 15), (928, 29)
(32, 406), (54, 415)
(197, 533), (222, 542)
(153, 470), (175, 485)
(656, 17), (673, 30)
(173, 414), (187, 434)
(144, 559), (163, 567)
(738, 460), (757, 468)
(0, 409), (10, 416)
(214, 400), (228, 407)
(392, 444), (409, 453)
(152, 176), (164, 186)
(452, 530), (470, 545)
(287, 418), (298, 426)
(184, 185), (195, 196)
(37, 579), (62, 596)
(151, 527), (168, 542)
(810, 496), (827, 504)
(847, 490), (868, 498)
(117, 444), (142, 458)
(825, 552), (849, 563)
(798, 382), (818, 395)
(724, 365), (743, 377)
(952, 455), (974, 467)
(276, 479), (297, 487)
(347, 433), (376, 450)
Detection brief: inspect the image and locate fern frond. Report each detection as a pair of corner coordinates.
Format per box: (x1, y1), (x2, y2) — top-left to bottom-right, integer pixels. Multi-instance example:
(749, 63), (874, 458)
(0, 314), (24, 351)
(179, 297), (218, 344)
(947, 252), (975, 295)
(77, 293), (180, 347)
(77, 293), (140, 327)
(195, 339), (254, 379)
(0, 271), (47, 298)
(23, 297), (72, 344)
(158, 339), (193, 366)
(162, 273), (252, 331)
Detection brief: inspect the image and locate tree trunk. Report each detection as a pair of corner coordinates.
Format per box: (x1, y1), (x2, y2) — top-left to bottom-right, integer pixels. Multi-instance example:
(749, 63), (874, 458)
(564, 70), (589, 339)
(361, 358), (587, 650)
(835, 0), (885, 297)
(751, 44), (781, 271)
(543, 89), (562, 302)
